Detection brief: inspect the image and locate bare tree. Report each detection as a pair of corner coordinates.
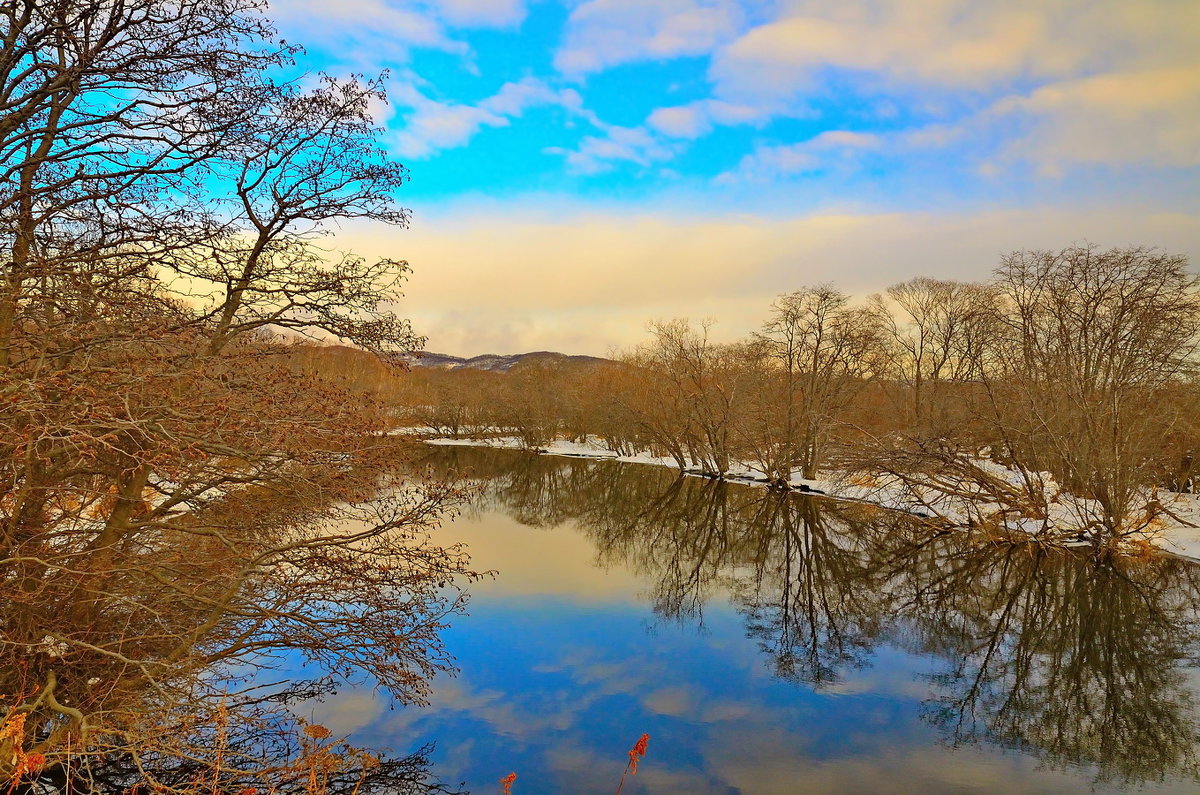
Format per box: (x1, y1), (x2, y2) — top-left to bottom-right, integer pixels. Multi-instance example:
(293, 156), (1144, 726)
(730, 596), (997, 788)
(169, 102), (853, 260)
(631, 319), (755, 476)
(849, 246), (1200, 544)
(871, 277), (992, 431)
(0, 0), (284, 366)
(984, 244), (1200, 539)
(174, 75), (419, 357)
(750, 286), (887, 480)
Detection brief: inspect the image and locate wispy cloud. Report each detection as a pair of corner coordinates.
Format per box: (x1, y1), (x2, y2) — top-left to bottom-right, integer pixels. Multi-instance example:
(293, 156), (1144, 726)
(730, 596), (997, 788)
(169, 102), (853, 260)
(717, 130), (882, 182)
(269, 0), (466, 66)
(987, 65), (1200, 173)
(389, 78), (570, 159)
(547, 125), (680, 174)
(429, 0), (526, 29)
(709, 0), (1200, 103)
(647, 99), (766, 139)
(543, 96), (683, 174)
(555, 0), (746, 77)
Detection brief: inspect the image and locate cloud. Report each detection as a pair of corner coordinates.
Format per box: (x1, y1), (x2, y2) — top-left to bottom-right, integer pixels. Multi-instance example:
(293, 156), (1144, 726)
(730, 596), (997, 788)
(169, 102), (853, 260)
(555, 0), (745, 77)
(555, 0), (1200, 180)
(549, 125), (680, 174)
(709, 0), (1200, 103)
(295, 689), (386, 737)
(332, 202), (1200, 355)
(390, 77), (568, 159)
(702, 734), (1106, 794)
(876, 63), (1200, 175)
(544, 99), (682, 174)
(270, 0), (526, 64)
(275, 0), (1200, 188)
(479, 78), (562, 115)
(429, 0), (526, 29)
(643, 685), (696, 715)
(647, 104), (712, 139)
(647, 99), (766, 139)
(713, 9), (1039, 100)
(989, 65), (1200, 172)
(718, 130), (882, 182)
(269, 0), (465, 65)
(716, 58), (1200, 182)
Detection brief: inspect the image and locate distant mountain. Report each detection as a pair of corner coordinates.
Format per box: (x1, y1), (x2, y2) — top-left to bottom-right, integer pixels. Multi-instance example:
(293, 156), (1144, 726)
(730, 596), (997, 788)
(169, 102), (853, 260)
(401, 350), (610, 373)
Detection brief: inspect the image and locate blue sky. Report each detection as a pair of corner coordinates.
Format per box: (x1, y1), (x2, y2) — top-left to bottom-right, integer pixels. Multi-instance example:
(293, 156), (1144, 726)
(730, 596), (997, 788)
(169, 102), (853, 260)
(270, 0), (1200, 355)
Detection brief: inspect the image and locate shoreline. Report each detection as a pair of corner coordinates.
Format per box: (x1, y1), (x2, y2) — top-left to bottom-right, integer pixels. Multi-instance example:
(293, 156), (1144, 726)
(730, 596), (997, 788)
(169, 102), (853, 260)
(418, 434), (1200, 564)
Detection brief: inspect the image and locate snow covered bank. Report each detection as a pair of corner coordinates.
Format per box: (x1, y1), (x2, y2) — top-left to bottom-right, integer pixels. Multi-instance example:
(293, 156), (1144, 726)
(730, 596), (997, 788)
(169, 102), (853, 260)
(419, 434), (1200, 564)
(1155, 521), (1200, 562)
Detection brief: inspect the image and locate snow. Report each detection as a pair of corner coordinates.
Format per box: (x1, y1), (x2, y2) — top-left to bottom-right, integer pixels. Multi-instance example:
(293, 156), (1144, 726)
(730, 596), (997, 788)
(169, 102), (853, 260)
(1154, 493), (1200, 563)
(426, 436), (678, 468)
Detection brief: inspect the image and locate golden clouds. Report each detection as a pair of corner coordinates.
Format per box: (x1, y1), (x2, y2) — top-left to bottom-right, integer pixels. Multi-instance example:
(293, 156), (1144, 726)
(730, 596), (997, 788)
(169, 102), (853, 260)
(712, 1), (1200, 98)
(993, 65), (1200, 171)
(333, 204), (1200, 355)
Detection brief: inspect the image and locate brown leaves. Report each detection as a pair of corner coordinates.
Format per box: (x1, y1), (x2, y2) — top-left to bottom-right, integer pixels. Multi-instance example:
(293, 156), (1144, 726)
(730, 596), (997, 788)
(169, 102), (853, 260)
(302, 724), (332, 740)
(627, 733), (649, 776)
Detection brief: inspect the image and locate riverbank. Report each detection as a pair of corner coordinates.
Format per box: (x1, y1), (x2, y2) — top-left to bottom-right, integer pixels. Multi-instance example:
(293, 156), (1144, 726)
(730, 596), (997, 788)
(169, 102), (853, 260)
(419, 434), (1200, 563)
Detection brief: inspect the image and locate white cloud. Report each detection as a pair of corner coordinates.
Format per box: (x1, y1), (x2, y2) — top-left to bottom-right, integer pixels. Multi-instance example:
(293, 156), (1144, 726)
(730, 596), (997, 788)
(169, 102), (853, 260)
(555, 0), (745, 77)
(390, 78), (569, 159)
(718, 129), (881, 182)
(549, 0), (1200, 177)
(543, 99), (683, 174)
(715, 57), (1200, 181)
(478, 77), (562, 115)
(647, 99), (766, 139)
(989, 65), (1200, 173)
(429, 0), (526, 29)
(710, 0), (1200, 103)
(554, 124), (680, 174)
(648, 104), (712, 139)
(875, 63), (1200, 175)
(269, 0), (465, 65)
(713, 8), (1041, 100)
(391, 103), (504, 159)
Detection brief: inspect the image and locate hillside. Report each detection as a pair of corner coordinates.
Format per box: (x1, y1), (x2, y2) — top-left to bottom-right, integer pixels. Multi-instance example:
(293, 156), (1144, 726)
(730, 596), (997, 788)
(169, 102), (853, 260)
(401, 350), (610, 372)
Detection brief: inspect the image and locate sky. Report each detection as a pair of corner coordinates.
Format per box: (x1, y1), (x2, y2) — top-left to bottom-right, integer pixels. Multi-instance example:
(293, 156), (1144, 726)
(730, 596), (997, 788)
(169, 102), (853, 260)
(269, 0), (1200, 356)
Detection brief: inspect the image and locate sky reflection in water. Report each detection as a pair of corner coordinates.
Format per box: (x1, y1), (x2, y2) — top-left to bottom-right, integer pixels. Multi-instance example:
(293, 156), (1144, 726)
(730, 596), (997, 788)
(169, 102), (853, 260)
(304, 447), (1200, 794)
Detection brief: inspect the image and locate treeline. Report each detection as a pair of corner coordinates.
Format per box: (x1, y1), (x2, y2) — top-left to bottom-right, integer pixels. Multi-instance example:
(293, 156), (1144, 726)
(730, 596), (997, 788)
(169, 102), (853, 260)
(386, 245), (1200, 546)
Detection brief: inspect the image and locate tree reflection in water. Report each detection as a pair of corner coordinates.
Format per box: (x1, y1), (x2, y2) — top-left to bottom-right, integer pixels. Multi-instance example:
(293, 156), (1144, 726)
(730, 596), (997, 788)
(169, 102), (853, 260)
(3, 444), (470, 793)
(426, 446), (1200, 787)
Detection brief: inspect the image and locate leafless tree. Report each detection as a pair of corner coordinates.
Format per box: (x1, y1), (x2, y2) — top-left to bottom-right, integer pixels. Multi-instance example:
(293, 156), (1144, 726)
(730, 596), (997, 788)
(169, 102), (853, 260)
(871, 277), (992, 431)
(984, 244), (1200, 539)
(0, 0), (285, 366)
(630, 319), (757, 475)
(749, 286), (888, 480)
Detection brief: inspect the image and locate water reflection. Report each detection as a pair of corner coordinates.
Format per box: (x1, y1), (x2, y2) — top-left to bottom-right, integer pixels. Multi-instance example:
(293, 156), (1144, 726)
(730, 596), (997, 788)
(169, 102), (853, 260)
(912, 549), (1200, 785)
(1, 442), (467, 794)
(425, 446), (1200, 787)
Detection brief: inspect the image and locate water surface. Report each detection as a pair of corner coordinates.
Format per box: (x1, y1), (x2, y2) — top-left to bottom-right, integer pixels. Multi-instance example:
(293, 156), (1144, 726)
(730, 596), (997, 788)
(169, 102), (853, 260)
(307, 446), (1200, 793)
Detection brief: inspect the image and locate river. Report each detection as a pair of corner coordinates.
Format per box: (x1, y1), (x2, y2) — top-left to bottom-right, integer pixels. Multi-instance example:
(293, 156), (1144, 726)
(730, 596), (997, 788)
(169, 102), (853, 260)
(297, 445), (1200, 793)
